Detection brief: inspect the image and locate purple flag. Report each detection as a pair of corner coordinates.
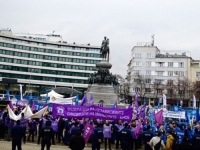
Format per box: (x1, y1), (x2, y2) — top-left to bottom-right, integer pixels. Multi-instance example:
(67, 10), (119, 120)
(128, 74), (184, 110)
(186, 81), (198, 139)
(154, 110), (163, 125)
(135, 92), (138, 109)
(80, 94), (88, 106)
(9, 101), (14, 110)
(83, 123), (94, 142)
(134, 121), (141, 137)
(89, 95), (94, 105)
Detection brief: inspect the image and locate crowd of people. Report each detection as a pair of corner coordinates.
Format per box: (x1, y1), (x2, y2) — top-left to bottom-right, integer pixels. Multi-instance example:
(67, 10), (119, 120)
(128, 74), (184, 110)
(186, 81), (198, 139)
(0, 107), (200, 150)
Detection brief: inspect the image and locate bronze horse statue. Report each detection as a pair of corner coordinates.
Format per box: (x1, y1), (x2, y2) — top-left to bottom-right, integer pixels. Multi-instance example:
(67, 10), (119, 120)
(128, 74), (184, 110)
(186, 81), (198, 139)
(100, 37), (110, 62)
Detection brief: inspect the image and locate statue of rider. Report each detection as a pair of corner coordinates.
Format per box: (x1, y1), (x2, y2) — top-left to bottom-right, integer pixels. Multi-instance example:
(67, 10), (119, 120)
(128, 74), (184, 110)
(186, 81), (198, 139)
(100, 37), (110, 62)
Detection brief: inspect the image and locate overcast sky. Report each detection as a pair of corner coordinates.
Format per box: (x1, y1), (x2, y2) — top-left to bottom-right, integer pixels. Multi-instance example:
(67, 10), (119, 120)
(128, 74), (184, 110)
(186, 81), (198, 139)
(1, 0), (200, 78)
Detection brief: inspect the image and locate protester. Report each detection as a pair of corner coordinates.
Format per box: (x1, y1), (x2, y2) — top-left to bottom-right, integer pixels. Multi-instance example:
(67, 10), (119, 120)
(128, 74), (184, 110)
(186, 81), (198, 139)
(27, 118), (36, 142)
(11, 120), (24, 150)
(114, 119), (124, 150)
(120, 123), (133, 150)
(69, 130), (85, 150)
(130, 120), (139, 150)
(165, 130), (174, 150)
(92, 122), (103, 150)
(58, 117), (65, 143)
(149, 130), (165, 150)
(177, 136), (192, 150)
(20, 113), (28, 144)
(41, 121), (53, 150)
(103, 120), (112, 150)
(191, 128), (200, 150)
(142, 125), (153, 150)
(51, 117), (58, 145)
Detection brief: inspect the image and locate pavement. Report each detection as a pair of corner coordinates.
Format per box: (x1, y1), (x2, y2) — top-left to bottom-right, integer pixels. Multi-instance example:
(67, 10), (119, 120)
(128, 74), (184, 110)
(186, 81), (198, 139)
(0, 140), (91, 150)
(0, 140), (143, 150)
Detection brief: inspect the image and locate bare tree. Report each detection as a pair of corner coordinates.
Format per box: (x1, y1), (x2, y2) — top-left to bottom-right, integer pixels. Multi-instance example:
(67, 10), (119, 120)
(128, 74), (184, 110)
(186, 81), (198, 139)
(152, 79), (165, 99)
(165, 79), (177, 99)
(192, 80), (200, 99)
(176, 77), (192, 100)
(134, 74), (151, 104)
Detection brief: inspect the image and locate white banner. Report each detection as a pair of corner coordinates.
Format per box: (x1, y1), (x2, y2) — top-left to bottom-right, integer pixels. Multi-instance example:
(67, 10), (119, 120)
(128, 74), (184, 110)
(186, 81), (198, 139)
(193, 95), (196, 109)
(163, 94), (166, 108)
(49, 96), (76, 104)
(155, 109), (185, 119)
(8, 105), (48, 121)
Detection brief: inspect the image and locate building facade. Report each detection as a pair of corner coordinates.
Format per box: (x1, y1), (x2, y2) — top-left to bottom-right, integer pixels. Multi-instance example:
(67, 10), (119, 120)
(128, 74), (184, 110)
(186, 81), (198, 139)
(126, 45), (200, 107)
(0, 29), (102, 96)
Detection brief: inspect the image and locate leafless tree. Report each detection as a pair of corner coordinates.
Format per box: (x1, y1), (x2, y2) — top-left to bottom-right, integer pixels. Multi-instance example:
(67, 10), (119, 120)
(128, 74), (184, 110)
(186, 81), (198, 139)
(152, 79), (165, 99)
(176, 77), (192, 100)
(165, 79), (177, 99)
(134, 74), (151, 104)
(192, 80), (200, 100)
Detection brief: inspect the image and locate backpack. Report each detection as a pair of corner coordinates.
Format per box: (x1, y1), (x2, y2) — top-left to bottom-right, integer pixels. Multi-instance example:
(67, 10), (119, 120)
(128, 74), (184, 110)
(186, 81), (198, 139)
(154, 140), (161, 150)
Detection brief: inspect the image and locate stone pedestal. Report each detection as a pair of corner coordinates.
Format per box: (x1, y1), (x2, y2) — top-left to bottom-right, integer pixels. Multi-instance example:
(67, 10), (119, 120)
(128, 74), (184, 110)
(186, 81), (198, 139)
(86, 84), (118, 105)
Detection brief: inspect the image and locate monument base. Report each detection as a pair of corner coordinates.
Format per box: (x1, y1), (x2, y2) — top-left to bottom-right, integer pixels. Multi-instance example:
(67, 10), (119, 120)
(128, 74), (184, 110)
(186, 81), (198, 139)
(86, 84), (121, 107)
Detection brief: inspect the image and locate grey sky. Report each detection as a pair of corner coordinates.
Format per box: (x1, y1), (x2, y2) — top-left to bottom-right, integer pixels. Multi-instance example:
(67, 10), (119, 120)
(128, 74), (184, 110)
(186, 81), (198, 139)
(1, 0), (200, 78)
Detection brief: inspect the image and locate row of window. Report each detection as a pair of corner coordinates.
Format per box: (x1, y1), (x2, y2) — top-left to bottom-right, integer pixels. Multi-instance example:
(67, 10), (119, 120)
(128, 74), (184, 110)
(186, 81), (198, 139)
(134, 53), (151, 58)
(0, 36), (100, 52)
(0, 57), (97, 71)
(0, 42), (101, 58)
(0, 65), (90, 77)
(0, 49), (100, 64)
(133, 70), (184, 76)
(133, 61), (184, 67)
(0, 73), (86, 84)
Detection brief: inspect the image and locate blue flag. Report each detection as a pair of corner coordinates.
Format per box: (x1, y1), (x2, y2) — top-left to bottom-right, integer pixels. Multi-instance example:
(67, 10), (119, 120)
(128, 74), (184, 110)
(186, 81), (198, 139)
(150, 111), (154, 127)
(75, 94), (79, 106)
(6, 89), (10, 101)
(111, 101), (118, 108)
(157, 98), (160, 109)
(45, 92), (48, 104)
(143, 97), (146, 105)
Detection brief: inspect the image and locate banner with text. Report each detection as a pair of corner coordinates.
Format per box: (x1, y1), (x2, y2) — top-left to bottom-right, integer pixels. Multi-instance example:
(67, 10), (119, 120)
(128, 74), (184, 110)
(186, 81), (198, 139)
(52, 104), (133, 122)
(155, 110), (185, 119)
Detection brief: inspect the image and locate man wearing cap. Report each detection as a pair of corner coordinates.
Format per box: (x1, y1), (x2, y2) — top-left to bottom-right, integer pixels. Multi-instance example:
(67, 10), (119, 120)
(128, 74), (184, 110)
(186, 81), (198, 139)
(192, 128), (200, 150)
(149, 130), (165, 150)
(165, 130), (174, 150)
(92, 122), (103, 150)
(184, 124), (193, 143)
(120, 123), (133, 150)
(142, 125), (153, 150)
(11, 120), (24, 150)
(41, 121), (53, 150)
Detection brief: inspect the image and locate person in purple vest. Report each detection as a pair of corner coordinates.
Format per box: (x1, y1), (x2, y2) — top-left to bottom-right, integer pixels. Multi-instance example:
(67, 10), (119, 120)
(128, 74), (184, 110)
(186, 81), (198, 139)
(51, 117), (58, 145)
(27, 119), (36, 142)
(20, 113), (28, 144)
(103, 120), (112, 150)
(130, 120), (138, 150)
(114, 119), (124, 150)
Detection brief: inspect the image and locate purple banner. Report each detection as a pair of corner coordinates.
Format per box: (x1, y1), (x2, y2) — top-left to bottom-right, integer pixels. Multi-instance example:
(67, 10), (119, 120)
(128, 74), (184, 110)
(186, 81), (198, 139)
(52, 104), (133, 122)
(83, 123), (94, 142)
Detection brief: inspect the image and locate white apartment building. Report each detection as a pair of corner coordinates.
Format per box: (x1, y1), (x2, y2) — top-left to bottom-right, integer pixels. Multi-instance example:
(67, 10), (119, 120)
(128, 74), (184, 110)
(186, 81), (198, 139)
(126, 46), (194, 107)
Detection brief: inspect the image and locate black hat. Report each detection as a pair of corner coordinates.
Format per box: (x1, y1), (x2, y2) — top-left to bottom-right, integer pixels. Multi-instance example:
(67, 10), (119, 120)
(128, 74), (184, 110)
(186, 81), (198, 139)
(45, 121), (51, 126)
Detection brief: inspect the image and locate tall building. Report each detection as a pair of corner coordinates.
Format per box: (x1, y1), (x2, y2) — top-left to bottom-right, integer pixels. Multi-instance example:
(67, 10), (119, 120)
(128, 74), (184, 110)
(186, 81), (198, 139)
(0, 29), (101, 96)
(126, 44), (200, 107)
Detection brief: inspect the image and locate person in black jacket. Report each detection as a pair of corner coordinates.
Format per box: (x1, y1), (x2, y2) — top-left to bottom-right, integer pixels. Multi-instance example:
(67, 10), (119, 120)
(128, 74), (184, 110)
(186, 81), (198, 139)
(41, 121), (53, 150)
(177, 136), (192, 150)
(69, 130), (85, 150)
(11, 120), (24, 150)
(58, 117), (65, 143)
